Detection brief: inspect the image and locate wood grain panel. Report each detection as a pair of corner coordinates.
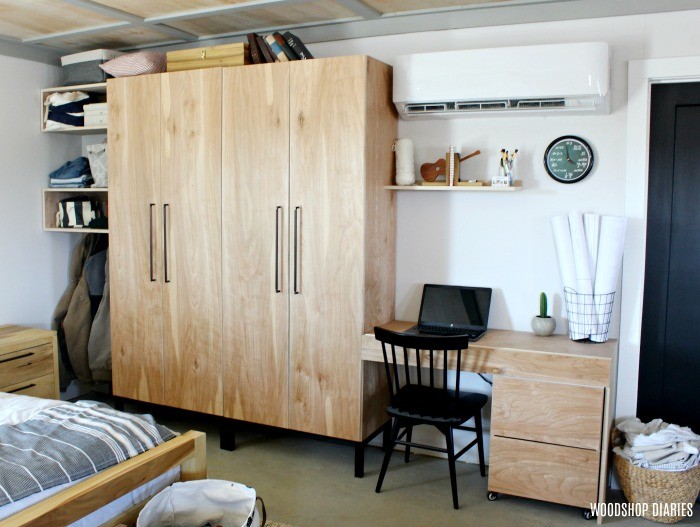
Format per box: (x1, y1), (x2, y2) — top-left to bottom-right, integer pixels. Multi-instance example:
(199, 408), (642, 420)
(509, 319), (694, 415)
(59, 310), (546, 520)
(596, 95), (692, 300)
(489, 436), (600, 508)
(160, 68), (223, 415)
(108, 74), (165, 405)
(492, 376), (604, 450)
(363, 321), (615, 386)
(171, 2), (356, 36)
(0, 343), (54, 388)
(363, 57), (397, 333)
(288, 56), (366, 440)
(49, 26), (169, 51)
(0, 326), (54, 354)
(92, 0), (252, 18)
(2, 374), (55, 399)
(0, 0), (116, 40)
(222, 63), (290, 427)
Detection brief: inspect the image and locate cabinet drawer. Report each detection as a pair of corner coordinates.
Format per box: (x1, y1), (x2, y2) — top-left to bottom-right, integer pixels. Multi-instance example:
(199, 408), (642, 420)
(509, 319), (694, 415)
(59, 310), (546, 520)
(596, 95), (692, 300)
(0, 343), (54, 388)
(488, 435), (600, 508)
(1, 373), (55, 399)
(491, 376), (604, 449)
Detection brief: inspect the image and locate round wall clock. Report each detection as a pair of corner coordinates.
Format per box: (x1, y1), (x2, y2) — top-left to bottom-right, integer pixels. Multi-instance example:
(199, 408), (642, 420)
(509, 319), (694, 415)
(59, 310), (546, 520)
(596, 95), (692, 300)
(544, 135), (594, 183)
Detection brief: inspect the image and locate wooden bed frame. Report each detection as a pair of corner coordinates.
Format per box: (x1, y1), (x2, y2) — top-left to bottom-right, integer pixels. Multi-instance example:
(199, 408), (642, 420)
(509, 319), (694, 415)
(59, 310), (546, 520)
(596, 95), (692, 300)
(0, 430), (206, 527)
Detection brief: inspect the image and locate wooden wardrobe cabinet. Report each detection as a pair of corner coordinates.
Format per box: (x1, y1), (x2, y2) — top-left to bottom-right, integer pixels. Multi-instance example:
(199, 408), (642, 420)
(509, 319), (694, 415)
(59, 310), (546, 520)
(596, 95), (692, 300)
(110, 56), (397, 443)
(109, 69), (223, 415)
(222, 56), (396, 441)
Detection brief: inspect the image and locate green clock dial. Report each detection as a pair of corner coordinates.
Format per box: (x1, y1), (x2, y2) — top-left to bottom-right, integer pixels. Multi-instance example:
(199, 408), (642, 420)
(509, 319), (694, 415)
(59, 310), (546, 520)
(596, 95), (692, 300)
(544, 135), (594, 183)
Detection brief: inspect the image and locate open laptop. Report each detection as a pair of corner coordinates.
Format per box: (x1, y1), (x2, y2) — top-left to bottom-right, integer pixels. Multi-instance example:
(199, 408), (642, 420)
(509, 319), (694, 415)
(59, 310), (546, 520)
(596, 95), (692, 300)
(408, 284), (493, 340)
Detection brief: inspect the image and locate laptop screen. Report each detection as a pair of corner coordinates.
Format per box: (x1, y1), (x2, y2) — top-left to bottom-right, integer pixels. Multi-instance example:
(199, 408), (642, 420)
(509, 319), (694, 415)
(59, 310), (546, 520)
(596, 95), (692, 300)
(418, 284), (492, 330)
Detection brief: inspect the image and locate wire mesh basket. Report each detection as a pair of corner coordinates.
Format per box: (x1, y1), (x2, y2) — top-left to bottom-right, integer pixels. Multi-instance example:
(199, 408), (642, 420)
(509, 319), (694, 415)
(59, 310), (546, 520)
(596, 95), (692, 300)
(564, 287), (615, 342)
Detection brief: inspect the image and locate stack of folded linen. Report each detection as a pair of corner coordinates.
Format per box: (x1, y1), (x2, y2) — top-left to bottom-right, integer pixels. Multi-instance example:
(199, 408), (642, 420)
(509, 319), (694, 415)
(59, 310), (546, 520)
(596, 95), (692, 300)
(44, 91), (91, 130)
(614, 418), (699, 471)
(49, 157), (93, 188)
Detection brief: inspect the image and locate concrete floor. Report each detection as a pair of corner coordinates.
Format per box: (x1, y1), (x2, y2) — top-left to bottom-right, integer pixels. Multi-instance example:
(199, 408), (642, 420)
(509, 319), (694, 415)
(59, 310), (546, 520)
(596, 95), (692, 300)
(124, 401), (698, 527)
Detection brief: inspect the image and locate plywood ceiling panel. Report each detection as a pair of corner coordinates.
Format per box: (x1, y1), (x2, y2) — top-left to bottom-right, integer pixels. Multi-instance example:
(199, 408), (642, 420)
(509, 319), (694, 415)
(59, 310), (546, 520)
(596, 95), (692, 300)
(0, 0), (118, 40)
(171, 1), (356, 36)
(92, 0), (254, 19)
(48, 26), (169, 51)
(363, 0), (512, 14)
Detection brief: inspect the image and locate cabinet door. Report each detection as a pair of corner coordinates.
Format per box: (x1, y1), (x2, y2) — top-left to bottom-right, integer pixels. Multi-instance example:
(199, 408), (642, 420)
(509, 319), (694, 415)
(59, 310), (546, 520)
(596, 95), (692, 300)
(222, 64), (290, 427)
(289, 57), (366, 440)
(109, 75), (165, 404)
(160, 69), (223, 415)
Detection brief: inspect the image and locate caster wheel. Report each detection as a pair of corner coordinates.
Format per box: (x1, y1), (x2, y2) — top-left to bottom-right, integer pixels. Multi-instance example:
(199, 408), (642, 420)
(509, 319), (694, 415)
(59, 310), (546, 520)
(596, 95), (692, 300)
(582, 509), (596, 521)
(487, 491), (499, 501)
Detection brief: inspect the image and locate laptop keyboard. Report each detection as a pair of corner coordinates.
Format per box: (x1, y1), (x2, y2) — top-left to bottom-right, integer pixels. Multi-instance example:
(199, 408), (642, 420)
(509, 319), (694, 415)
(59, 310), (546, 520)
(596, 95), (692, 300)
(419, 326), (484, 339)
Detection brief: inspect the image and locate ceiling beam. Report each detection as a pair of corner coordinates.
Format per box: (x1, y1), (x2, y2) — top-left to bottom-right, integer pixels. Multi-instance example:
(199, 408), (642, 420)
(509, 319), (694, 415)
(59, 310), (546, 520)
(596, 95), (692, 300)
(333, 0), (382, 19)
(53, 0), (199, 42)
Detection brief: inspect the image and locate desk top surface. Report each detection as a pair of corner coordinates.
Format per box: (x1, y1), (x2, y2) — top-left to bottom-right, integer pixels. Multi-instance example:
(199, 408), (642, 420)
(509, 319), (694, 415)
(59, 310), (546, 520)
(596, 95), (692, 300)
(362, 321), (617, 386)
(364, 321), (617, 360)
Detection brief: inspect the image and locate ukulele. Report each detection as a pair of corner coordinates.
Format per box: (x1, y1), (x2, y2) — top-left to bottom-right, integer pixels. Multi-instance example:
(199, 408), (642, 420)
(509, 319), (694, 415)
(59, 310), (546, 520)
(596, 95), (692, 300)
(419, 149), (481, 182)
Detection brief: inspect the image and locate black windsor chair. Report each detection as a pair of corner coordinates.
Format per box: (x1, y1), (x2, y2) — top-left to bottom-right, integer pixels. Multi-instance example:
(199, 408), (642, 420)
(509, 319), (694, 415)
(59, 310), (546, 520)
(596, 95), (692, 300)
(373, 326), (487, 509)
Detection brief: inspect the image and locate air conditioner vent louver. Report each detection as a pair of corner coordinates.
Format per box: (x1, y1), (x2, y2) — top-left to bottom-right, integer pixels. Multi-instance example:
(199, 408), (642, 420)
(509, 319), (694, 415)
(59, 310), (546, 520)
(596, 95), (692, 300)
(406, 98), (571, 115)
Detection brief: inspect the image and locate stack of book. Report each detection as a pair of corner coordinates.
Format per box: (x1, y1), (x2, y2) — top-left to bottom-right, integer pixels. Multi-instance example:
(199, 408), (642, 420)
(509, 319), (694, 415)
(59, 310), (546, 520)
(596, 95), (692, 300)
(246, 32), (314, 64)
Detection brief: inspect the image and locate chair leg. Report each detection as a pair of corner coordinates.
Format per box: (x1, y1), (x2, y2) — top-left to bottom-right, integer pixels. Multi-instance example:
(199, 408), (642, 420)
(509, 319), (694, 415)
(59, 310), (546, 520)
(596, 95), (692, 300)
(376, 418), (401, 494)
(475, 413), (486, 477)
(445, 426), (459, 510)
(404, 426), (413, 463)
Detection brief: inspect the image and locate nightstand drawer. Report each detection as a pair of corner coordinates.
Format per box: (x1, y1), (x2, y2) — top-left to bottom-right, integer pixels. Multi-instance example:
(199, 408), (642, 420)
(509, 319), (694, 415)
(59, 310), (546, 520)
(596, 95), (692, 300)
(491, 376), (604, 450)
(488, 435), (600, 508)
(0, 343), (55, 388)
(2, 373), (55, 399)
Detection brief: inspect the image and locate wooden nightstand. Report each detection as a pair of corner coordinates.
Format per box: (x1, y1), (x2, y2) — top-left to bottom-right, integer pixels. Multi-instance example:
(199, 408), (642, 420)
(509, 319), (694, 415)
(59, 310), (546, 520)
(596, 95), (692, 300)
(0, 325), (59, 399)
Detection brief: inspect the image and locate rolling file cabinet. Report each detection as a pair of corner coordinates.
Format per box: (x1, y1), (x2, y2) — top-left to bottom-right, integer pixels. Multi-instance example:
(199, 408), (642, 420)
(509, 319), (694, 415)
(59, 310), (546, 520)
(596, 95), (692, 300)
(0, 325), (59, 399)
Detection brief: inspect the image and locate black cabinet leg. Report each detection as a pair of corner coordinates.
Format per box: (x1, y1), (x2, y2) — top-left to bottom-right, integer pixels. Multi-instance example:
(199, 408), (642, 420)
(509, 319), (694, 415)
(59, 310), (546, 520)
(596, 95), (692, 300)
(113, 397), (124, 412)
(355, 444), (364, 478)
(220, 420), (236, 451)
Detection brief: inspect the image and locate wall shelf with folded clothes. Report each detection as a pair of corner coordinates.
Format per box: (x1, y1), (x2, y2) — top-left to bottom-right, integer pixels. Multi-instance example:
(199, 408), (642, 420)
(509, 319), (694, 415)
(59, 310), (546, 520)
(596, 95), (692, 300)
(41, 82), (107, 134)
(42, 188), (108, 233)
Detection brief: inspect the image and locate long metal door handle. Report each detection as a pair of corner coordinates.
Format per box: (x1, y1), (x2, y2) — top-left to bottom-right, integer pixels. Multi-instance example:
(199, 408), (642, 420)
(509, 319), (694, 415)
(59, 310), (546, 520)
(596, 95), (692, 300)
(275, 206), (282, 293)
(163, 204), (170, 283)
(149, 204), (156, 282)
(293, 206), (301, 295)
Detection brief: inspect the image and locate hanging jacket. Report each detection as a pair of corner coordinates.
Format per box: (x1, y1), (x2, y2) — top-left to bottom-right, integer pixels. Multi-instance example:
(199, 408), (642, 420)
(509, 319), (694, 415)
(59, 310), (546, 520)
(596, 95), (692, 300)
(52, 234), (109, 388)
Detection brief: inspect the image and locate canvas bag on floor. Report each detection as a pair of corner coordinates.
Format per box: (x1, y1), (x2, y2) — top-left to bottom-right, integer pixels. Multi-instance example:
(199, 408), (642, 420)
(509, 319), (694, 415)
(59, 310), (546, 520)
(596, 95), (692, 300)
(137, 480), (266, 527)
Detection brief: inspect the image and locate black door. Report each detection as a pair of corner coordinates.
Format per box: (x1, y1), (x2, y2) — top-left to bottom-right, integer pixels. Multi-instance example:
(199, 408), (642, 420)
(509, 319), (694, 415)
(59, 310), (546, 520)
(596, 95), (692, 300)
(638, 82), (700, 432)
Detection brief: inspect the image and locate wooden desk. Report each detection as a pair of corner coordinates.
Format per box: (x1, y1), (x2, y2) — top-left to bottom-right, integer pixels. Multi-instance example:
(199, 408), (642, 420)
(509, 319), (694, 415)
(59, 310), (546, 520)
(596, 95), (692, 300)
(362, 321), (618, 523)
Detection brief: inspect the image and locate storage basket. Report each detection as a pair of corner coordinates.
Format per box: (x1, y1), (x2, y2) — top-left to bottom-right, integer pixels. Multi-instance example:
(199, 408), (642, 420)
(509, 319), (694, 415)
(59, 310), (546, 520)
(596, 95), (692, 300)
(564, 286), (615, 342)
(614, 454), (700, 523)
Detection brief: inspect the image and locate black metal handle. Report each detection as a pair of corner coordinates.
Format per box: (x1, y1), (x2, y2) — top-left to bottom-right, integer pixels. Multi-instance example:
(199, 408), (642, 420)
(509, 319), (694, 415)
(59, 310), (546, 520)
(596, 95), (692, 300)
(149, 204), (156, 282)
(163, 204), (170, 283)
(0, 352), (34, 364)
(293, 206), (301, 295)
(275, 206), (282, 293)
(8, 383), (36, 394)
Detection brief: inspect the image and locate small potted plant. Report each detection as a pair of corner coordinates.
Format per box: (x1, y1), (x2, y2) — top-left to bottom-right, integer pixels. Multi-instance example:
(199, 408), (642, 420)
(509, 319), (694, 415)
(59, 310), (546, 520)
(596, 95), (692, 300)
(532, 292), (556, 336)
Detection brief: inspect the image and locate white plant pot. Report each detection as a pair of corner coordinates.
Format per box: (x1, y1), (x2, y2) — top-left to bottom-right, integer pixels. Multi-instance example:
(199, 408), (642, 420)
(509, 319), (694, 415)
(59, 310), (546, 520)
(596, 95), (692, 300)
(531, 316), (556, 336)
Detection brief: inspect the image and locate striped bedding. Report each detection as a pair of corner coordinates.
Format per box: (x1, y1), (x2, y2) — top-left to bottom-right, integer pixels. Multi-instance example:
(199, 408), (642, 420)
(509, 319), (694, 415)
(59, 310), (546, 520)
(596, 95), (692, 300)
(0, 400), (175, 506)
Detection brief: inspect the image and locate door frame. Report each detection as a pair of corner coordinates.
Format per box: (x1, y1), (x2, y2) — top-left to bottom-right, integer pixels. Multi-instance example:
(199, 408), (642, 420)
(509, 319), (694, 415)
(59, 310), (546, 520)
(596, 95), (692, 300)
(620, 56), (700, 420)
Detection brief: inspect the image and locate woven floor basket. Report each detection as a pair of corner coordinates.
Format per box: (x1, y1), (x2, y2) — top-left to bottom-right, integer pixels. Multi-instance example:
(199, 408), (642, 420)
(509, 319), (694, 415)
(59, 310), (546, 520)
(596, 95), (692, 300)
(614, 454), (700, 523)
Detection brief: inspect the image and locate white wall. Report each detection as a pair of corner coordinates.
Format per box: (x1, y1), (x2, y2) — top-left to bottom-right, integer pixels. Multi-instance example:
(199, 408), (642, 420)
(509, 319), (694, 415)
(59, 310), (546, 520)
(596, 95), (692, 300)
(311, 9), (700, 460)
(0, 55), (80, 328)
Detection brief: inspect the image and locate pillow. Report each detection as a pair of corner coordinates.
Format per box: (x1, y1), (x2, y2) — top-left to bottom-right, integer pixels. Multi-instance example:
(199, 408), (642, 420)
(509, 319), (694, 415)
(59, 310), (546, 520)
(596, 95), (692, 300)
(99, 50), (166, 77)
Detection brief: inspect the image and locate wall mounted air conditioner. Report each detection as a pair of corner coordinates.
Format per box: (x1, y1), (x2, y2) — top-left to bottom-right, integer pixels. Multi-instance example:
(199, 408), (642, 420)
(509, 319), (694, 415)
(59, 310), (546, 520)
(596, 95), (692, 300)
(393, 42), (610, 119)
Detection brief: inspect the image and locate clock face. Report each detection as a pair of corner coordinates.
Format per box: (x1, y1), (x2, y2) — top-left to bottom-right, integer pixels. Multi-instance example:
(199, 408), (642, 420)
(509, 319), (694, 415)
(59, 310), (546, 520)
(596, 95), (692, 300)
(544, 136), (594, 183)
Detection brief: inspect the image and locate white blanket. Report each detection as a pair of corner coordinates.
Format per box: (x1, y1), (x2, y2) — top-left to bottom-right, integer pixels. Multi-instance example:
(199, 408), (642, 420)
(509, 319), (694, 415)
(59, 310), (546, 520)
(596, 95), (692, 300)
(0, 392), (68, 425)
